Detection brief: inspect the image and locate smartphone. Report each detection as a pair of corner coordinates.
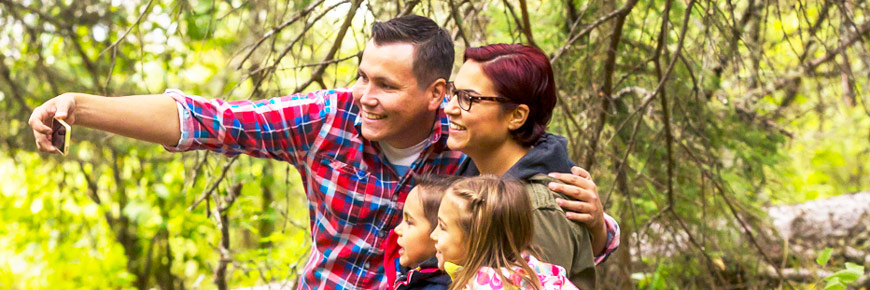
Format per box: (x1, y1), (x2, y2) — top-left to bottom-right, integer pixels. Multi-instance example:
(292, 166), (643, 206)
(51, 118), (71, 156)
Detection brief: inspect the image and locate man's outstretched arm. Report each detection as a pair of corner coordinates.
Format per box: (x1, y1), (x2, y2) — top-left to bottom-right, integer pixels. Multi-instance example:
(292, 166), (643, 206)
(29, 93), (181, 153)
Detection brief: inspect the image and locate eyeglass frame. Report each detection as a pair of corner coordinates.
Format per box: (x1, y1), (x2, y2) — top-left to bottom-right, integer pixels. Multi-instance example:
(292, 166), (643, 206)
(445, 81), (514, 111)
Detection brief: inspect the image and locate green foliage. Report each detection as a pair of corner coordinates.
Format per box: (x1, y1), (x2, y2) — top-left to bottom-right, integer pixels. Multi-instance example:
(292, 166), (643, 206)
(0, 0), (868, 289)
(817, 248), (866, 290)
(816, 248), (833, 267)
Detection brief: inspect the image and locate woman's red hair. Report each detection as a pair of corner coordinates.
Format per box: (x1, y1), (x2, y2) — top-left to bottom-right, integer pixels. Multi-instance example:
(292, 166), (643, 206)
(463, 44), (557, 146)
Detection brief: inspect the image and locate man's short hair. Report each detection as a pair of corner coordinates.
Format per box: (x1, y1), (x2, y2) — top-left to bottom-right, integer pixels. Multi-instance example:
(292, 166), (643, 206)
(371, 15), (454, 89)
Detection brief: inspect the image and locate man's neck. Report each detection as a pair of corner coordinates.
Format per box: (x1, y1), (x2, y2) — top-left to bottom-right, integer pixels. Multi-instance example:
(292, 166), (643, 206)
(466, 140), (530, 176)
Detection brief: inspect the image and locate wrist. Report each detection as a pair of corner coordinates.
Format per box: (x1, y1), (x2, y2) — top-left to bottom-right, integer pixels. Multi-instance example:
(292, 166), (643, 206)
(70, 93), (88, 124)
(593, 215), (608, 254)
(71, 93), (102, 127)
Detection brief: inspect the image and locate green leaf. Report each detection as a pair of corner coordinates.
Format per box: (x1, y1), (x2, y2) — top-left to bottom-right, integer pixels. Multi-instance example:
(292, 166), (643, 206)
(823, 277), (845, 290)
(844, 262), (864, 273)
(824, 266), (863, 284)
(816, 248), (833, 266)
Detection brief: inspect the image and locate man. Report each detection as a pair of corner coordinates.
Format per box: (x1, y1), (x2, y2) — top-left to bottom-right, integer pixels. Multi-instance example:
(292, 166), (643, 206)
(29, 15), (617, 289)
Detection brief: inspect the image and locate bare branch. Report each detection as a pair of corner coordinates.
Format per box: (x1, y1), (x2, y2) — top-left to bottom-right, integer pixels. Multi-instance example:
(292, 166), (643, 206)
(293, 0), (363, 93)
(213, 183), (243, 290)
(237, 0), (329, 69)
(550, 0), (638, 64)
(581, 0), (639, 171)
(97, 0), (153, 59)
(189, 156), (239, 211)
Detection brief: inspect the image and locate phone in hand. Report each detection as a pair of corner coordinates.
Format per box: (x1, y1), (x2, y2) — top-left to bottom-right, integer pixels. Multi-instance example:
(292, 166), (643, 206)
(51, 118), (71, 156)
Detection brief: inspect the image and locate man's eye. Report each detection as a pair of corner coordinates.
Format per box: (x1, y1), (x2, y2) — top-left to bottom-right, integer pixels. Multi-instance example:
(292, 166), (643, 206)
(357, 73), (368, 81)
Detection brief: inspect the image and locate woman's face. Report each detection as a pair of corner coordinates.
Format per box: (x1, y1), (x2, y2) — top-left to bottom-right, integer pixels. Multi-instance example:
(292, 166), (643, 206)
(429, 191), (468, 270)
(445, 60), (515, 155)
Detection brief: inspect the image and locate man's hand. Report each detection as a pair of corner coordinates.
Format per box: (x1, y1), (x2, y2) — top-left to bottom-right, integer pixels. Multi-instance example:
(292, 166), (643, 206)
(29, 93), (78, 154)
(548, 166), (608, 256)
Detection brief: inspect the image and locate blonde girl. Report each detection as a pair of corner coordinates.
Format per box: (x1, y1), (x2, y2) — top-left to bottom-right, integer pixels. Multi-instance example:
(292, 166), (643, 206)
(430, 175), (577, 290)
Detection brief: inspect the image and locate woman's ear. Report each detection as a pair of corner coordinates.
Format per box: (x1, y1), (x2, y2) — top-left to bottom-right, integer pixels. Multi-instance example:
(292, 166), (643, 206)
(508, 104), (530, 130)
(427, 78), (448, 111)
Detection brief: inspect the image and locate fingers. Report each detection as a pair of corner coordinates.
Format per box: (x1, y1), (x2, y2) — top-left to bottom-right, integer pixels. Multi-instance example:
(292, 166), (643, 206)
(557, 196), (602, 227)
(29, 106), (51, 134)
(548, 171), (596, 192)
(549, 181), (592, 201)
(565, 211), (594, 224)
(556, 197), (590, 213)
(571, 166), (591, 179)
(32, 125), (57, 153)
(53, 98), (71, 119)
(28, 104), (58, 153)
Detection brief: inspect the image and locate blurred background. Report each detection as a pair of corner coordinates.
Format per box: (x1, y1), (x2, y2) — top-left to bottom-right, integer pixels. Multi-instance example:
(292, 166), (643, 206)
(0, 0), (868, 289)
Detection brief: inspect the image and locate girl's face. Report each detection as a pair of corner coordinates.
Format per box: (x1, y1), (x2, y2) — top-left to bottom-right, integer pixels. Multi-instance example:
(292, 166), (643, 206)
(394, 187), (437, 267)
(430, 191), (468, 270)
(444, 61), (515, 155)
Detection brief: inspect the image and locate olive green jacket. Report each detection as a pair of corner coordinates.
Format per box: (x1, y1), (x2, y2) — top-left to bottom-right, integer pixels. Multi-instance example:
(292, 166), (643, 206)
(526, 174), (597, 290)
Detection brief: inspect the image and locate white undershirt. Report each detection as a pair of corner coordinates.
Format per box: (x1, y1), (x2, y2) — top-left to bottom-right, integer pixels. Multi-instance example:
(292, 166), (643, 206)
(378, 138), (428, 176)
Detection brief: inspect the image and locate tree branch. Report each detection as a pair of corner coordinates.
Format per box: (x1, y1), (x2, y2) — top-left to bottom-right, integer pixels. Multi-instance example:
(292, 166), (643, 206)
(237, 0), (328, 69)
(517, 0), (537, 46)
(582, 0), (639, 171)
(550, 0), (638, 64)
(189, 156), (239, 211)
(293, 0), (362, 93)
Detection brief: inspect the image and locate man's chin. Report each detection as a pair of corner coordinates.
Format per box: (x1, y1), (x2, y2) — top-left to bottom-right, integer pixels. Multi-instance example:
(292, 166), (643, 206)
(360, 127), (385, 142)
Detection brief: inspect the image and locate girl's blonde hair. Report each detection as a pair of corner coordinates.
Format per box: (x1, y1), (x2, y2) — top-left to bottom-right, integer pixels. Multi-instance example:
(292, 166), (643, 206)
(446, 175), (542, 290)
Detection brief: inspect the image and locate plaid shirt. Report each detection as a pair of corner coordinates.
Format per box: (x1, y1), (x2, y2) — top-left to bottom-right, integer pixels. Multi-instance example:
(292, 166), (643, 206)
(165, 88), (465, 289)
(598, 213), (620, 264)
(164, 88), (620, 289)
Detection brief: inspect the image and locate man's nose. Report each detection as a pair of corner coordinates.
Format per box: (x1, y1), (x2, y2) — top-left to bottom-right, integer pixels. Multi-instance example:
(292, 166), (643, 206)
(358, 86), (378, 106)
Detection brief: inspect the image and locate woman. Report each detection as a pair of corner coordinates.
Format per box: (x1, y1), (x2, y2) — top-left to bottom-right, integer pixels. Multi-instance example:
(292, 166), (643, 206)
(445, 44), (599, 289)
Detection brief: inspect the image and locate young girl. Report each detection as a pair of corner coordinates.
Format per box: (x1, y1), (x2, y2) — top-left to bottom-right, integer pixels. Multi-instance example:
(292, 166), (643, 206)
(430, 175), (577, 290)
(387, 175), (460, 290)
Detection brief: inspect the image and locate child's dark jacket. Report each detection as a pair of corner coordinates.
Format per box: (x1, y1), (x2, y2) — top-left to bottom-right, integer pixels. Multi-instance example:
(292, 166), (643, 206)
(394, 257), (450, 290)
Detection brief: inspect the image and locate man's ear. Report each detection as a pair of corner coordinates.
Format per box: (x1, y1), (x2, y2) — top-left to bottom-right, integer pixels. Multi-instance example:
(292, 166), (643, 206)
(426, 78), (448, 111)
(507, 104), (530, 130)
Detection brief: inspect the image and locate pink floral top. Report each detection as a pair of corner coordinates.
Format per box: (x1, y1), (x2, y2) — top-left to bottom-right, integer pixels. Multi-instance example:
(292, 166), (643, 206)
(447, 255), (579, 290)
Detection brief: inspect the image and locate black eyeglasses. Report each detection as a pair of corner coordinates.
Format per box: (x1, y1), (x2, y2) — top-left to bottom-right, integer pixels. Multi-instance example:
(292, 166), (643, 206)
(446, 82), (513, 111)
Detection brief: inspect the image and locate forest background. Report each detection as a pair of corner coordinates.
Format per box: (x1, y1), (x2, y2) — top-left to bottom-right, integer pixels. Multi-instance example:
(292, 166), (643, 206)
(0, 0), (868, 289)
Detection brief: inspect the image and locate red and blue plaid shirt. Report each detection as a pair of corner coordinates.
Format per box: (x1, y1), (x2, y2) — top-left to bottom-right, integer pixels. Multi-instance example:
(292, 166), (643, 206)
(165, 88), (465, 289)
(163, 88), (620, 289)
